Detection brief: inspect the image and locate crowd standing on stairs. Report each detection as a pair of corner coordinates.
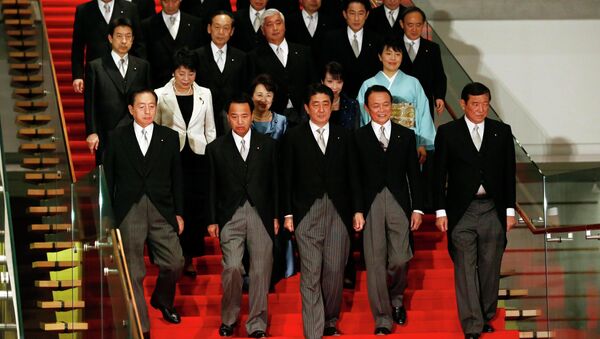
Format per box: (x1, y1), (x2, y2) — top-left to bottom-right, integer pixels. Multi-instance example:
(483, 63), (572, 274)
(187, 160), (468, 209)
(66, 0), (517, 338)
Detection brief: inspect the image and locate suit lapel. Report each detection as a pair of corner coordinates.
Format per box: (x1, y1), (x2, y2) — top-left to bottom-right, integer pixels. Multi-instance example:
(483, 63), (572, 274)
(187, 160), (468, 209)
(224, 133), (247, 185)
(188, 84), (206, 126)
(460, 117), (481, 155)
(159, 86), (187, 127)
(245, 131), (263, 178)
(175, 15), (192, 44)
(143, 124), (164, 175)
(222, 47), (238, 77)
(102, 55), (126, 93)
(123, 124), (145, 177)
(124, 56), (140, 93)
(110, 0), (126, 21)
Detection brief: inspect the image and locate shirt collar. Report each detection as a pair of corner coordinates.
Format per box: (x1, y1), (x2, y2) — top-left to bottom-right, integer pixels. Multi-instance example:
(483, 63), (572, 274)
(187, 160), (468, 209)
(250, 6), (265, 18)
(384, 6), (398, 17)
(309, 120), (329, 133)
(210, 41), (228, 57)
(111, 50), (128, 65)
(232, 128), (251, 146)
(381, 70), (399, 84)
(161, 10), (180, 22)
(371, 119), (391, 132)
(268, 39), (288, 54)
(302, 9), (318, 20)
(403, 34), (421, 45)
(347, 26), (364, 40)
(464, 116), (485, 131)
(98, 0), (113, 8)
(133, 121), (154, 135)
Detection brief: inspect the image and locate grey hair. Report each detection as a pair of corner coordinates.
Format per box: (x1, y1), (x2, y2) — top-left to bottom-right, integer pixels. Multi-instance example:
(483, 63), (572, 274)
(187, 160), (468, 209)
(260, 8), (285, 27)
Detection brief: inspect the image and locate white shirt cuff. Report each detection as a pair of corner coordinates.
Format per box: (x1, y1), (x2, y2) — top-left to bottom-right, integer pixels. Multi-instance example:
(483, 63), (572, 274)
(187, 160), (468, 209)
(435, 209), (447, 218)
(284, 214), (293, 219)
(413, 210), (424, 215)
(506, 208), (515, 217)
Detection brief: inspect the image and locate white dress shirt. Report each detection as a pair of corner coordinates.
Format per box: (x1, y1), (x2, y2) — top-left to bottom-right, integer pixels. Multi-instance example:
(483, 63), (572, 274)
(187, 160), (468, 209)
(309, 120), (329, 149)
(384, 6), (399, 27)
(269, 39), (289, 67)
(162, 10), (181, 39)
(98, 0), (114, 23)
(232, 129), (252, 159)
(403, 35), (421, 55)
(249, 7), (265, 32)
(436, 117), (515, 218)
(210, 42), (228, 72)
(111, 51), (128, 77)
(302, 10), (319, 36)
(347, 27), (364, 54)
(133, 121), (154, 156)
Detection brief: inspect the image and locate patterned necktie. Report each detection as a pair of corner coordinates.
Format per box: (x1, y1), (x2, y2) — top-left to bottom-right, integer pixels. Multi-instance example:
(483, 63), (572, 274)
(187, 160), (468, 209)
(119, 58), (126, 77)
(388, 11), (395, 27)
(103, 3), (111, 23)
(307, 14), (316, 37)
(141, 129), (149, 155)
(408, 41), (417, 62)
(169, 16), (177, 39)
(351, 33), (360, 58)
(472, 125), (482, 151)
(276, 46), (285, 66)
(379, 125), (389, 151)
(240, 139), (248, 161)
(316, 128), (326, 154)
(253, 12), (261, 32)
(216, 49), (225, 72)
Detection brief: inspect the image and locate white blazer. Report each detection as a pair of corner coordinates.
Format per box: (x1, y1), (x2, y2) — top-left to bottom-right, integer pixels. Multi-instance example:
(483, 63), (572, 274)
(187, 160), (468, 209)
(155, 79), (217, 155)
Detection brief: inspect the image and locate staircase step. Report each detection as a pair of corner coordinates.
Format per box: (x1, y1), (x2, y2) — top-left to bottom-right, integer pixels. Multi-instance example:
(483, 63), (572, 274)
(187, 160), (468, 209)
(15, 100), (49, 109)
(4, 18), (34, 26)
(30, 241), (76, 250)
(18, 127), (55, 138)
(6, 29), (36, 37)
(2, 0), (31, 6)
(12, 74), (43, 84)
(14, 87), (46, 97)
(22, 156), (60, 168)
(27, 188), (65, 198)
(35, 279), (82, 288)
(16, 114), (52, 125)
(37, 300), (85, 309)
(2, 8), (32, 15)
(26, 205), (68, 215)
(32, 260), (80, 269)
(29, 223), (71, 232)
(40, 322), (88, 331)
(24, 171), (62, 182)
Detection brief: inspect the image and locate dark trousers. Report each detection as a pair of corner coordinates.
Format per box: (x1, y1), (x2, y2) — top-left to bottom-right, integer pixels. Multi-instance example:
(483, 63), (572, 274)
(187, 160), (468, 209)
(450, 198), (506, 334)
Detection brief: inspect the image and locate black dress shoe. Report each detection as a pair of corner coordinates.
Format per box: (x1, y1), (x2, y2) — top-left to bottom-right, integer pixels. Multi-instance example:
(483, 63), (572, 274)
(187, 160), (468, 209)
(392, 306), (407, 325)
(150, 300), (180, 324)
(374, 327), (391, 335)
(482, 323), (494, 333)
(323, 327), (340, 336)
(219, 323), (234, 337)
(248, 330), (267, 338)
(143, 331), (151, 339)
(465, 334), (480, 339)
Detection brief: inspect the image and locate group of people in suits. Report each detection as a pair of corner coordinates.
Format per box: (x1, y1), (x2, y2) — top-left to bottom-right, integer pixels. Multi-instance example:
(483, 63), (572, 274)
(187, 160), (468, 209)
(70, 1), (516, 339)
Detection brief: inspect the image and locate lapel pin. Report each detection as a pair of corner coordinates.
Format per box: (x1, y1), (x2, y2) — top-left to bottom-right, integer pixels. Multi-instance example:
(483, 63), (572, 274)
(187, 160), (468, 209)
(337, 136), (340, 140)
(232, 58), (235, 61)
(161, 139), (164, 142)
(257, 146), (260, 150)
(494, 133), (498, 136)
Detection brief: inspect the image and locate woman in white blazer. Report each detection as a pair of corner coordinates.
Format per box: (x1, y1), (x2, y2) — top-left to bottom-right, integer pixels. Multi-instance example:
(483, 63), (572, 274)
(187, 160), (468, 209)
(155, 48), (217, 277)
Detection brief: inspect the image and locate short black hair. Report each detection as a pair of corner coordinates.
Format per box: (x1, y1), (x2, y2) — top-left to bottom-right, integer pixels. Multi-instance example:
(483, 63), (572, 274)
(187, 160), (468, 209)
(172, 47), (197, 73)
(225, 92), (254, 113)
(401, 6), (427, 22)
(209, 10), (235, 27)
(364, 85), (392, 106)
(343, 0), (370, 12)
(322, 61), (344, 81)
(461, 82), (491, 102)
(250, 74), (278, 96)
(305, 83), (334, 104)
(379, 35), (403, 54)
(108, 17), (134, 36)
(129, 88), (158, 106)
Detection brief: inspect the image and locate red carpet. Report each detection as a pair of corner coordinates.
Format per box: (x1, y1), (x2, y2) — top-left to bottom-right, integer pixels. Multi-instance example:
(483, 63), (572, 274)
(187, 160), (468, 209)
(144, 216), (520, 338)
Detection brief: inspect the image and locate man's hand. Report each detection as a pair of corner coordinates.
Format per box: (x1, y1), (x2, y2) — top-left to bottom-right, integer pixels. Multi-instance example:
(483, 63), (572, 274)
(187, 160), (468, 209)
(176, 215), (184, 235)
(353, 212), (365, 232)
(284, 216), (294, 232)
(410, 212), (422, 231)
(73, 79), (84, 93)
(86, 133), (99, 154)
(435, 216), (448, 232)
(274, 218), (280, 235)
(506, 215), (517, 232)
(417, 146), (427, 164)
(208, 224), (219, 238)
(435, 99), (445, 114)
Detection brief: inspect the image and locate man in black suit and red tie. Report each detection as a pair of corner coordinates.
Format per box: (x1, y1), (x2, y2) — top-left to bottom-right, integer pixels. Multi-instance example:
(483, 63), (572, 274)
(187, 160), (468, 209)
(142, 0), (204, 88)
(282, 84), (364, 338)
(195, 11), (249, 136)
(248, 8), (317, 126)
(434, 82), (516, 339)
(103, 89), (185, 338)
(319, 0), (382, 98)
(206, 94), (278, 338)
(84, 18), (151, 164)
(71, 0), (144, 94)
(354, 85), (423, 335)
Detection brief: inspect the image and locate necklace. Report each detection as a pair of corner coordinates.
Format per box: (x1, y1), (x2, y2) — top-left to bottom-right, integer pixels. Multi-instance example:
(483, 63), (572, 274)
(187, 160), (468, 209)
(173, 84), (193, 95)
(253, 111), (273, 122)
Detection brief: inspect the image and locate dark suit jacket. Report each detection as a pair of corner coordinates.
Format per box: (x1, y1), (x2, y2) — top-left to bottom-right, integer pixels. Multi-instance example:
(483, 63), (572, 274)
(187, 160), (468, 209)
(230, 9), (266, 52)
(84, 54), (151, 140)
(400, 38), (447, 117)
(434, 117), (516, 230)
(365, 5), (406, 39)
(318, 0), (345, 28)
(194, 44), (248, 135)
(180, 0), (231, 22)
(142, 12), (204, 88)
(354, 122), (422, 216)
(206, 131), (279, 238)
(248, 41), (317, 122)
(71, 0), (144, 80)
(286, 10), (335, 63)
(104, 123), (184, 229)
(235, 0), (299, 16)
(320, 28), (382, 98)
(132, 0), (156, 20)
(281, 122), (362, 231)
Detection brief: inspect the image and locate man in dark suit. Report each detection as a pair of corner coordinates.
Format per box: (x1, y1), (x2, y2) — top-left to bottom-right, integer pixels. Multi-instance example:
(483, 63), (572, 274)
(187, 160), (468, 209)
(142, 0), (204, 88)
(195, 11), (248, 136)
(286, 0), (335, 63)
(434, 82), (516, 339)
(248, 8), (317, 126)
(71, 0), (144, 93)
(84, 18), (151, 164)
(206, 94), (278, 338)
(355, 85), (422, 335)
(365, 0), (405, 38)
(133, 0), (157, 20)
(103, 89), (184, 337)
(282, 84), (364, 338)
(399, 6), (447, 118)
(320, 0), (381, 98)
(230, 0), (267, 52)
(180, 0), (231, 23)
